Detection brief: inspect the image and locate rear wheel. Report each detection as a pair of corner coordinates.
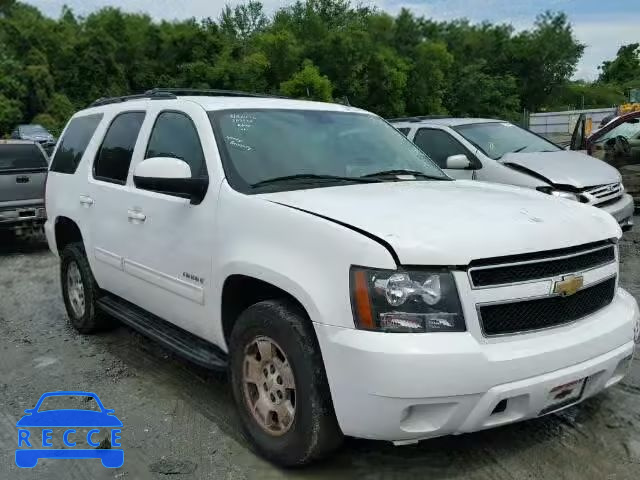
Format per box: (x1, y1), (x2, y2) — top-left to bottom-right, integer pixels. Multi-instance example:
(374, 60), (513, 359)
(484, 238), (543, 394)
(60, 243), (114, 333)
(229, 300), (343, 466)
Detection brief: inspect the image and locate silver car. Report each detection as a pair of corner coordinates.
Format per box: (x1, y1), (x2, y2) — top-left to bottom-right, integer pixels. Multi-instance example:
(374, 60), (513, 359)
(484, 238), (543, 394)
(391, 117), (635, 231)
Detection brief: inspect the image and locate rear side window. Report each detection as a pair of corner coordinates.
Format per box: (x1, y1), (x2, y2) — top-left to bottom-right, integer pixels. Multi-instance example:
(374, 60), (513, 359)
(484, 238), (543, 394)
(0, 144), (47, 171)
(50, 114), (103, 174)
(94, 112), (146, 184)
(146, 112), (207, 177)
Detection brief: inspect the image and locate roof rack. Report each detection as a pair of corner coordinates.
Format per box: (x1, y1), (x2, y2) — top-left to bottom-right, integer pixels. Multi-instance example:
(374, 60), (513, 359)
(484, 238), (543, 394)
(88, 87), (291, 108)
(146, 87), (291, 99)
(387, 115), (451, 123)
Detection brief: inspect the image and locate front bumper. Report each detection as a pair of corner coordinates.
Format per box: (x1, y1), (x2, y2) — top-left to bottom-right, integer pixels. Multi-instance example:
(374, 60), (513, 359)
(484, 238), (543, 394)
(315, 288), (638, 442)
(598, 193), (634, 230)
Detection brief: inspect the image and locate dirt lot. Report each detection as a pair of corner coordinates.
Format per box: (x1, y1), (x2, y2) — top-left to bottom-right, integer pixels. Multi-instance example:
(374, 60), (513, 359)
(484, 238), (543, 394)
(1, 222), (639, 480)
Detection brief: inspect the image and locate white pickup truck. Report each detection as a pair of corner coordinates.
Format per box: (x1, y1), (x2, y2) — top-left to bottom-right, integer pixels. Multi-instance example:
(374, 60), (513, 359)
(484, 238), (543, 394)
(45, 89), (640, 466)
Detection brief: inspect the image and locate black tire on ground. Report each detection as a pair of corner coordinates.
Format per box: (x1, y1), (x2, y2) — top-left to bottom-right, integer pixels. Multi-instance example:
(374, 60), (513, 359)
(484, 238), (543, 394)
(60, 242), (114, 333)
(229, 299), (343, 467)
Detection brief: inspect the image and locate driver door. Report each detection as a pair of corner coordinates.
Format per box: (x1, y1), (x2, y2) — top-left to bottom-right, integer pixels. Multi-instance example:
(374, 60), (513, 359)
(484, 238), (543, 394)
(412, 127), (479, 179)
(590, 115), (640, 201)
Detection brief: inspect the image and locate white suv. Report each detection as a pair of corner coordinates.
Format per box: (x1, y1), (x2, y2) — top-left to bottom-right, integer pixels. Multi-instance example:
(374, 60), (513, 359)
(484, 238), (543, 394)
(45, 89), (639, 466)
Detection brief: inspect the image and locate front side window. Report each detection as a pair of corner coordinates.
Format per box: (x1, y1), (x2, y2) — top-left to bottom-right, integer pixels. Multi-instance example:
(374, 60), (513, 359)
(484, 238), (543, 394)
(94, 112), (145, 184)
(146, 112), (207, 178)
(209, 109), (447, 192)
(453, 122), (560, 160)
(50, 114), (104, 174)
(0, 144), (48, 171)
(413, 128), (473, 168)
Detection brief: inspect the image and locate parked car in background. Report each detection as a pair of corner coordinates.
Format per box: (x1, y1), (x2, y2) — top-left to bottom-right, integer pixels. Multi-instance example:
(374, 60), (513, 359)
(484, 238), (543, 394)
(571, 110), (640, 207)
(0, 140), (48, 237)
(391, 116), (635, 231)
(45, 89), (639, 466)
(11, 124), (57, 155)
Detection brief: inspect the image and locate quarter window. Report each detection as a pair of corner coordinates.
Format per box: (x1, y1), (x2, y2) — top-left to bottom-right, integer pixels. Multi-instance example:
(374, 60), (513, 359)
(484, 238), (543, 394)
(414, 128), (474, 168)
(50, 114), (103, 174)
(94, 112), (146, 184)
(145, 112), (207, 177)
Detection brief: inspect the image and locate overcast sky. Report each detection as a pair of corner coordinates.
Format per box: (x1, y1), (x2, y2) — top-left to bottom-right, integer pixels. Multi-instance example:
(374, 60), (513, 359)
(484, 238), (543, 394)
(24, 0), (640, 80)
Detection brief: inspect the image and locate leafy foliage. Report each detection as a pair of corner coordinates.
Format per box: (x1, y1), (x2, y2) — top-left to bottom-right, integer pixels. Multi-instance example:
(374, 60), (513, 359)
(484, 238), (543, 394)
(0, 0), (616, 136)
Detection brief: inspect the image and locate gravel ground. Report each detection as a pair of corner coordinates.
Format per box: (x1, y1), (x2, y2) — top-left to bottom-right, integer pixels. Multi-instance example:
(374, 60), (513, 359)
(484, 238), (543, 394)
(1, 222), (639, 480)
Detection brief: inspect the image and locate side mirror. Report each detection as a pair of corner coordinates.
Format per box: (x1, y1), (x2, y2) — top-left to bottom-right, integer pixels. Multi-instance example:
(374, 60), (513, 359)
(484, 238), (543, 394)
(445, 154), (472, 170)
(133, 157), (208, 205)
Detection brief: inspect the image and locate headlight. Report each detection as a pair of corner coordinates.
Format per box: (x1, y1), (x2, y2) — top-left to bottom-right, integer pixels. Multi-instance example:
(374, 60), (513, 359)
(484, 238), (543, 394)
(551, 191), (579, 201)
(350, 267), (466, 333)
(536, 187), (579, 202)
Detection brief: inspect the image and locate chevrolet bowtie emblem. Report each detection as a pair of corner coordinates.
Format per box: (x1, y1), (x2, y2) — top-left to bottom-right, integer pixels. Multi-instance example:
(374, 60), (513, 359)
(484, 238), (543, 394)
(553, 275), (584, 297)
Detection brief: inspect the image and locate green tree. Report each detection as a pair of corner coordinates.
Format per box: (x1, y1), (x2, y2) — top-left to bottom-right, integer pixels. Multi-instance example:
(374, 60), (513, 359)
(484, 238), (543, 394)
(406, 42), (453, 115)
(508, 12), (584, 110)
(0, 94), (22, 135)
(446, 63), (521, 120)
(599, 43), (640, 85)
(280, 60), (333, 101)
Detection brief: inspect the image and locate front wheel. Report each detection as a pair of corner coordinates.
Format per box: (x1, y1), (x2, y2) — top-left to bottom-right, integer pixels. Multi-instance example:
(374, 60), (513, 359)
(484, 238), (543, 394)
(229, 300), (342, 466)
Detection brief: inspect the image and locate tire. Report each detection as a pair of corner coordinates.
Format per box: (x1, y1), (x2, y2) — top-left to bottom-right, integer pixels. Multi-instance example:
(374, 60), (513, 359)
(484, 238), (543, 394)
(229, 299), (343, 467)
(60, 242), (113, 333)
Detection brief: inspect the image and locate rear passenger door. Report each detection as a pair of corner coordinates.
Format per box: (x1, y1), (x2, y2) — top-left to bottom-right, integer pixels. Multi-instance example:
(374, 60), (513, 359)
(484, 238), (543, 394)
(87, 111), (147, 294)
(412, 127), (478, 179)
(119, 103), (216, 339)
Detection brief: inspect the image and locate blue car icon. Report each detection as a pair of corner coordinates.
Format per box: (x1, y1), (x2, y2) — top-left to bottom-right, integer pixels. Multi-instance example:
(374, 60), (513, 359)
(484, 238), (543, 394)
(16, 391), (123, 468)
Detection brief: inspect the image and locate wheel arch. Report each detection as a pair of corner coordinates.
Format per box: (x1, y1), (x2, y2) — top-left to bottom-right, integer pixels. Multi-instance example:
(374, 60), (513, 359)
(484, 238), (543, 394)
(54, 216), (84, 254)
(220, 271), (318, 348)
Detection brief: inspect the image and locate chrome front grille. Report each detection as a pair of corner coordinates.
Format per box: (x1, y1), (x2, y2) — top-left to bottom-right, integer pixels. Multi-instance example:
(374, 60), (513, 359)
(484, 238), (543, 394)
(467, 241), (618, 337)
(468, 241), (616, 288)
(584, 182), (623, 206)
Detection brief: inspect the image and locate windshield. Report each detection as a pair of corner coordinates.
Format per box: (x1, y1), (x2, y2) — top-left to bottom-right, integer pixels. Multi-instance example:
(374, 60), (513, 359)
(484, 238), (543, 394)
(0, 144), (48, 171)
(21, 125), (49, 135)
(599, 119), (640, 142)
(209, 109), (448, 192)
(453, 122), (560, 160)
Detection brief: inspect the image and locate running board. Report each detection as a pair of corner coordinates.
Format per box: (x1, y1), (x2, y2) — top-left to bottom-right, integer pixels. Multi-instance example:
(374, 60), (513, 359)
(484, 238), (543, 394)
(97, 295), (227, 370)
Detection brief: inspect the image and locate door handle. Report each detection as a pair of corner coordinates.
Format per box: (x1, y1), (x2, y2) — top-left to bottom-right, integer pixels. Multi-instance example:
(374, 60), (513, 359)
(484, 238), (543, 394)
(16, 176), (30, 184)
(79, 196), (94, 207)
(127, 210), (146, 222)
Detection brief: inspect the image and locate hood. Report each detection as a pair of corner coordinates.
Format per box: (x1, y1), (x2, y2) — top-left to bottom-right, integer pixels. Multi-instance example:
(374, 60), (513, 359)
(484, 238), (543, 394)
(261, 181), (620, 265)
(501, 150), (621, 189)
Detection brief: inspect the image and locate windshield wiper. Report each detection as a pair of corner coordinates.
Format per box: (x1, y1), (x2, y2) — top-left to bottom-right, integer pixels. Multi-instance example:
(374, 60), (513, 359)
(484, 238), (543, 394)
(361, 169), (449, 181)
(251, 174), (382, 188)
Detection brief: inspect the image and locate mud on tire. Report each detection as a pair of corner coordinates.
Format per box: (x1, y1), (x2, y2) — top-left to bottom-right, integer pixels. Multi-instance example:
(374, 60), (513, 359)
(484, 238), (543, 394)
(229, 299), (343, 467)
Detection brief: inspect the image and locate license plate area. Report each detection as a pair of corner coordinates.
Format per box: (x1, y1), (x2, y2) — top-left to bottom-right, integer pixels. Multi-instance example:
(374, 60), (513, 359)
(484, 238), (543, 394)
(18, 210), (36, 218)
(540, 377), (587, 415)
